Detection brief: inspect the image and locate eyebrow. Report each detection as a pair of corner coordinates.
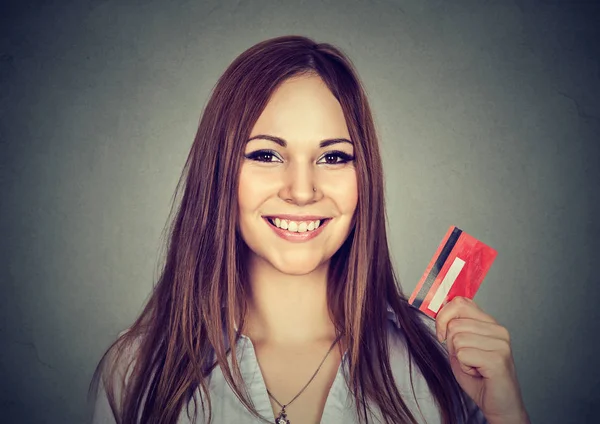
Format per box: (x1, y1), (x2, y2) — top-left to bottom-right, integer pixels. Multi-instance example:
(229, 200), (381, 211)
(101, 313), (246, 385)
(247, 134), (353, 148)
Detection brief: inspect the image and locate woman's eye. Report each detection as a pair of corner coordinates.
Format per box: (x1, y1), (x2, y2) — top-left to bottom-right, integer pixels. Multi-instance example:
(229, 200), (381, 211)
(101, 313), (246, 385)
(245, 150), (281, 163)
(245, 150), (354, 164)
(318, 151), (355, 165)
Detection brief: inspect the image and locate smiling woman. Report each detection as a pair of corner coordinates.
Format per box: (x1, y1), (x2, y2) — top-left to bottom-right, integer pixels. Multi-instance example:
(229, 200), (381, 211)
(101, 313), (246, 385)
(238, 75), (358, 278)
(88, 35), (529, 424)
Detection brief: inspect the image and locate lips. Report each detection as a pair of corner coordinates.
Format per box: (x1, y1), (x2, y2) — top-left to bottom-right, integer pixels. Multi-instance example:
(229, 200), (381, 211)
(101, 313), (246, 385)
(262, 216), (331, 242)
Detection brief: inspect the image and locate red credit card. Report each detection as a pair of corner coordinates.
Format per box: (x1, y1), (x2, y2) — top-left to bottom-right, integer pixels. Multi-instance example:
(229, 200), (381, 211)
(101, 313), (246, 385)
(408, 226), (497, 319)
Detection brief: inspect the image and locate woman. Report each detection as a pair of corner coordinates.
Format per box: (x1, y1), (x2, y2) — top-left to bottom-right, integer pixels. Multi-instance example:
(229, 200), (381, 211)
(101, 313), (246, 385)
(89, 35), (530, 424)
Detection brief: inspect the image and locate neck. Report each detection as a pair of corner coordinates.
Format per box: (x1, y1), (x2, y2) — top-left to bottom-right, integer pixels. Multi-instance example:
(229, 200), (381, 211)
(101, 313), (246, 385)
(241, 255), (338, 346)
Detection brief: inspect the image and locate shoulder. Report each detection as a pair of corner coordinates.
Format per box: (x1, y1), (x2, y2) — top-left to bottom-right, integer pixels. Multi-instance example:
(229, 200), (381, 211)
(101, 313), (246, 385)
(108, 328), (145, 388)
(385, 306), (488, 423)
(91, 328), (145, 423)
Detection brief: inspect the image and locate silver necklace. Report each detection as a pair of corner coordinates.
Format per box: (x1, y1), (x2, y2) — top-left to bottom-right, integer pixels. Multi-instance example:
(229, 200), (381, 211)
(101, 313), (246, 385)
(266, 333), (343, 424)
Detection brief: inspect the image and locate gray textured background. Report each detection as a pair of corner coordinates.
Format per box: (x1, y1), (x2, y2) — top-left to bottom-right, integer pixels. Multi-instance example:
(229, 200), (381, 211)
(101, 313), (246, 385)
(1, 0), (599, 423)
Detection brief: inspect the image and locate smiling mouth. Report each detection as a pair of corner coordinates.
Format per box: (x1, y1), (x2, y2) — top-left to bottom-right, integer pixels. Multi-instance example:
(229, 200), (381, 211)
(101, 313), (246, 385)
(264, 217), (331, 233)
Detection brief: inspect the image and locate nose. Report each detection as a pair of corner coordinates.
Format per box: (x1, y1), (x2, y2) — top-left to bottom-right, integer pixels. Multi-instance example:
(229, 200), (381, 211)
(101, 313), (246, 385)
(279, 160), (318, 205)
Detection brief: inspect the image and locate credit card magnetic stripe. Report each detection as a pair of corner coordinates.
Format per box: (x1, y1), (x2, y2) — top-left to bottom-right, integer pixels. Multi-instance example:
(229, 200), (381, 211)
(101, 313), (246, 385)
(411, 227), (462, 309)
(428, 256), (466, 313)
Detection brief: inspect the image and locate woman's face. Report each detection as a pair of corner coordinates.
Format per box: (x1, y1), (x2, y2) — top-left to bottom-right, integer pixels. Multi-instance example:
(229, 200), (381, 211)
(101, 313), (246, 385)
(238, 74), (358, 275)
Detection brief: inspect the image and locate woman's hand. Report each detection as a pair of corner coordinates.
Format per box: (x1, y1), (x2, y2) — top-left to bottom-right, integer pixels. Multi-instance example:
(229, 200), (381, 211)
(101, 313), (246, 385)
(435, 296), (530, 424)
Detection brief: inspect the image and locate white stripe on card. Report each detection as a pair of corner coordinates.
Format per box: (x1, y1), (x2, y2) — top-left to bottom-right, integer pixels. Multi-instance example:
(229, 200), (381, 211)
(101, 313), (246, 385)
(428, 257), (466, 313)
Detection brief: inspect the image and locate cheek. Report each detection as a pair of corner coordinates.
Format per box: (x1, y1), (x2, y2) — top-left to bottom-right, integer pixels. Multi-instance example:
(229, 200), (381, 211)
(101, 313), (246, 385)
(237, 180), (253, 214)
(335, 171), (358, 213)
(237, 167), (274, 214)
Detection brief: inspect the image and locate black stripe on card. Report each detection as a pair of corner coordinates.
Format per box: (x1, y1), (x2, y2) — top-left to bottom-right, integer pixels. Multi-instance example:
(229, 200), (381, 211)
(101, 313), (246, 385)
(412, 227), (463, 309)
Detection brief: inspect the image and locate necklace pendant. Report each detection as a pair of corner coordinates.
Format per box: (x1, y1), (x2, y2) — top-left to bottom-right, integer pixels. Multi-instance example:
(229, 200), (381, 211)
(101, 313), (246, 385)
(275, 409), (290, 424)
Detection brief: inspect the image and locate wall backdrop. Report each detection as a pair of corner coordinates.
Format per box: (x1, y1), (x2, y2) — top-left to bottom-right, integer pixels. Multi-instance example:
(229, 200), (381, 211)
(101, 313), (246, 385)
(2, 0), (599, 423)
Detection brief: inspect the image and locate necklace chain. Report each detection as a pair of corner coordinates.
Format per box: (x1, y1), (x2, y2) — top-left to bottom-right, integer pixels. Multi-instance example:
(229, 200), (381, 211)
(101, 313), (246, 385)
(266, 333), (343, 421)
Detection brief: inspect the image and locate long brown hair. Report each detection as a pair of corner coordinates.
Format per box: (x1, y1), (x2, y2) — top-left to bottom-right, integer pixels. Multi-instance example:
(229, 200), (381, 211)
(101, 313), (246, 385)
(88, 35), (472, 424)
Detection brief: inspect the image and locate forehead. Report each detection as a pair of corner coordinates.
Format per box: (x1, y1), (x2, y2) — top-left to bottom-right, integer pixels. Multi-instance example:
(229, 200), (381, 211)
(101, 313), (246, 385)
(249, 74), (350, 141)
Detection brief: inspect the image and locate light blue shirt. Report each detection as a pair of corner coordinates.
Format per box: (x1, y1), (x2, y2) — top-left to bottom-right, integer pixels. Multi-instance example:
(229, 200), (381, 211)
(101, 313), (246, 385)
(92, 307), (487, 423)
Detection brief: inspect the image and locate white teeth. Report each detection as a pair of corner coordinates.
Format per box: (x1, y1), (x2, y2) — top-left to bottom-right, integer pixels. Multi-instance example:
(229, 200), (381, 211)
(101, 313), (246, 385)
(271, 218), (325, 233)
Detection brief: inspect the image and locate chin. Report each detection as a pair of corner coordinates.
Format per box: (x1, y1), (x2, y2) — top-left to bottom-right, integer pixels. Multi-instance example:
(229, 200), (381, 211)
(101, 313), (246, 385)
(268, 252), (329, 276)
